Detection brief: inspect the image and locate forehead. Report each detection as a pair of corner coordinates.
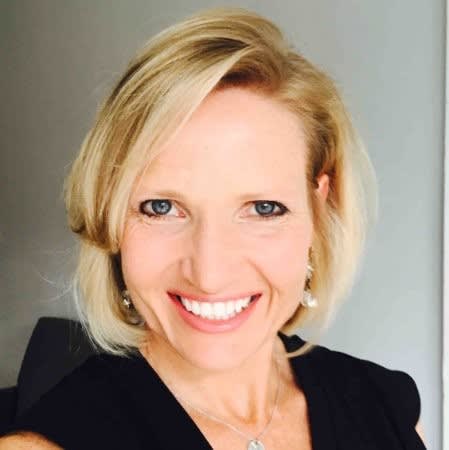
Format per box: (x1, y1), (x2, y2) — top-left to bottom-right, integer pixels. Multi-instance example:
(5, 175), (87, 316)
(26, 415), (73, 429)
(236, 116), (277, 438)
(139, 87), (308, 196)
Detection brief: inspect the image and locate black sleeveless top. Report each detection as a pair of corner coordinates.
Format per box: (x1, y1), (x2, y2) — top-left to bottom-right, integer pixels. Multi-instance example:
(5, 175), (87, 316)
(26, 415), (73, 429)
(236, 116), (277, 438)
(4, 333), (426, 449)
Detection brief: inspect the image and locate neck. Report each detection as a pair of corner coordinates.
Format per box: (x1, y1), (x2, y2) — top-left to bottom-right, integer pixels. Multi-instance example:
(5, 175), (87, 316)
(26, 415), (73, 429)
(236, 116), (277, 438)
(140, 332), (289, 428)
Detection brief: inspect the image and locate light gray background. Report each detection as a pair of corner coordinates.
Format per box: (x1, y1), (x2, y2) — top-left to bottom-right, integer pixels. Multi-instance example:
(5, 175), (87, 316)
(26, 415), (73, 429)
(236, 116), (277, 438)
(0, 1), (443, 448)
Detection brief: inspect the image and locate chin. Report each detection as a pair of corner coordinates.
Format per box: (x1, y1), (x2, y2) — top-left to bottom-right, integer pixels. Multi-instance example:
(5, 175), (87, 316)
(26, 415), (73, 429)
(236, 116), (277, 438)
(143, 294), (280, 371)
(176, 337), (256, 373)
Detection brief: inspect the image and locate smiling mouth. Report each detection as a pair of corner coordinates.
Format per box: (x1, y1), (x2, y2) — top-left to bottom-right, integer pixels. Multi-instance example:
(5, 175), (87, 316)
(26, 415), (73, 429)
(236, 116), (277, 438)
(173, 294), (260, 321)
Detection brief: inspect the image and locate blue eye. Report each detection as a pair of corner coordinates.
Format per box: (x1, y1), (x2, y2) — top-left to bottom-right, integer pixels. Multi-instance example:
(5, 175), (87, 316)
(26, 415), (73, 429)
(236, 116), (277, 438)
(138, 199), (289, 221)
(252, 201), (288, 220)
(139, 200), (178, 219)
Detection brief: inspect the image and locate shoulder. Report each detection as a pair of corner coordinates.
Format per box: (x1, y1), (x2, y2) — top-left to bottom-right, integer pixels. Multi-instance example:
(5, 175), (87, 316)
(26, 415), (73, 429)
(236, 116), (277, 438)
(2, 353), (143, 449)
(303, 340), (421, 427)
(18, 352), (134, 404)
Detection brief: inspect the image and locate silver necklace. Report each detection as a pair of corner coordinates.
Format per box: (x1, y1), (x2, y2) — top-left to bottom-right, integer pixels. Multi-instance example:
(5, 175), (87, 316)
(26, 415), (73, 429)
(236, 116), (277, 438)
(169, 358), (281, 450)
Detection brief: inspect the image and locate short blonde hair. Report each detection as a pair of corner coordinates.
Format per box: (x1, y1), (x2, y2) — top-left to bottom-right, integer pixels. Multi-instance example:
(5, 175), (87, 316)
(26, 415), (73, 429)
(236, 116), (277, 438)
(64, 7), (377, 357)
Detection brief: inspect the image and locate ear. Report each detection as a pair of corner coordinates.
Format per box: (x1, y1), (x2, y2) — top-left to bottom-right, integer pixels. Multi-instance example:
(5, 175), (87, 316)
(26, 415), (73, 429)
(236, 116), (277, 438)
(315, 173), (329, 203)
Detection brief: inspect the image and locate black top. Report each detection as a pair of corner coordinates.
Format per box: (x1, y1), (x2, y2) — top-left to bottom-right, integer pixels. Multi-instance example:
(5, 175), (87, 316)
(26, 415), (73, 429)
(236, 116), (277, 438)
(4, 333), (426, 449)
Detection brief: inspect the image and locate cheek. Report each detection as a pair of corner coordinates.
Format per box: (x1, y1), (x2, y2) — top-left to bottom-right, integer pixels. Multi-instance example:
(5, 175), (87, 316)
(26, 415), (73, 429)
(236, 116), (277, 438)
(120, 218), (313, 292)
(120, 222), (174, 289)
(255, 222), (312, 288)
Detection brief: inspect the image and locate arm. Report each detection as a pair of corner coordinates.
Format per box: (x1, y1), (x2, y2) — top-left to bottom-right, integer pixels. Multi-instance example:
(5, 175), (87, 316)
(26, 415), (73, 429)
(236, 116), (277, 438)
(0, 432), (62, 449)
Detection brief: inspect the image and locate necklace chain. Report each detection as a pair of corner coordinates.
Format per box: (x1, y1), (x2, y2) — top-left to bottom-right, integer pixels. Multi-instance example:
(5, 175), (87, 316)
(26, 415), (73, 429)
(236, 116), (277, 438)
(168, 357), (281, 448)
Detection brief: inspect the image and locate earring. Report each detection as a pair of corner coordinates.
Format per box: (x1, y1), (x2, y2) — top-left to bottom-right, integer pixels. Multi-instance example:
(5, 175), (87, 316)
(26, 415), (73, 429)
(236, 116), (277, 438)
(301, 259), (318, 308)
(122, 290), (132, 309)
(120, 289), (144, 326)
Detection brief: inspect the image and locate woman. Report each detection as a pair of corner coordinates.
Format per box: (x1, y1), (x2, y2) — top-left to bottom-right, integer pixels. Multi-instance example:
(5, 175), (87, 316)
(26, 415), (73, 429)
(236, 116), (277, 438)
(1, 7), (426, 450)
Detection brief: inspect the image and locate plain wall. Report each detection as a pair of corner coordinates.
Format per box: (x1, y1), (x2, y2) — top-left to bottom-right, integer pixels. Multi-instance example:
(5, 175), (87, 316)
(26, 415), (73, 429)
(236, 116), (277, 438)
(0, 1), (443, 448)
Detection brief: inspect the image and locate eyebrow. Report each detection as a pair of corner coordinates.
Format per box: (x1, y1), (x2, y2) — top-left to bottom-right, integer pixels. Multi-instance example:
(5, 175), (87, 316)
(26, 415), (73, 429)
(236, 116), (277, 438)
(142, 189), (290, 202)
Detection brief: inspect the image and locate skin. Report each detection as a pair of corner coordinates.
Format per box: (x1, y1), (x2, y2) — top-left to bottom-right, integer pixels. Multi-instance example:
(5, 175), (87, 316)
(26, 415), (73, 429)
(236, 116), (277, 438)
(0, 432), (62, 449)
(0, 86), (426, 448)
(121, 86), (329, 427)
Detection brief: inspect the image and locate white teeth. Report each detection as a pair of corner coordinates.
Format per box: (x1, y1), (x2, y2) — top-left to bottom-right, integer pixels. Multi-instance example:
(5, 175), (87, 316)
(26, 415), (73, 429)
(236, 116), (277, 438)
(200, 303), (212, 318)
(236, 299), (246, 313)
(191, 301), (200, 315)
(213, 302), (226, 319)
(179, 296), (253, 320)
(225, 302), (235, 315)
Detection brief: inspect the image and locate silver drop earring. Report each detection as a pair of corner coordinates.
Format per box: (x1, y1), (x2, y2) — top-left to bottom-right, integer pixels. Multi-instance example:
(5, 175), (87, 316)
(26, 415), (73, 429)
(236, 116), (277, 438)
(120, 289), (144, 326)
(122, 290), (132, 309)
(301, 258), (318, 308)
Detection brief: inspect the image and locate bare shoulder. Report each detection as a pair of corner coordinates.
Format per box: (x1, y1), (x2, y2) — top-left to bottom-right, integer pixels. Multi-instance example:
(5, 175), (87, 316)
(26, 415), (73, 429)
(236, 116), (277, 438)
(0, 432), (62, 449)
(415, 419), (426, 446)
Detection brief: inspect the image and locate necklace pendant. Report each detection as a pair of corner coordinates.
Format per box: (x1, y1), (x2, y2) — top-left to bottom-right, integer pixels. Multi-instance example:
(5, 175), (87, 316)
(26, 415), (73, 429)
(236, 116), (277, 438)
(247, 440), (265, 450)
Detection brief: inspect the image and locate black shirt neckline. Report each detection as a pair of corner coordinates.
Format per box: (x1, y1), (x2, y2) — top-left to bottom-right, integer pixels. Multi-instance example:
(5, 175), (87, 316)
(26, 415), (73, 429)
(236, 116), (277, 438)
(119, 332), (335, 450)
(280, 333), (337, 450)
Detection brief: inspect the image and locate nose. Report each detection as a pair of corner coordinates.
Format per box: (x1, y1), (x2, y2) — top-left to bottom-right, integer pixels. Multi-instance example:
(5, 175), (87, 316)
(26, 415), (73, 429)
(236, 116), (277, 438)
(181, 218), (240, 294)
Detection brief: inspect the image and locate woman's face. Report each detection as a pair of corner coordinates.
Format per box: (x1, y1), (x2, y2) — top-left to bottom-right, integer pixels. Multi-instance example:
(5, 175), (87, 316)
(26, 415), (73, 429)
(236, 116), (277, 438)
(121, 86), (328, 370)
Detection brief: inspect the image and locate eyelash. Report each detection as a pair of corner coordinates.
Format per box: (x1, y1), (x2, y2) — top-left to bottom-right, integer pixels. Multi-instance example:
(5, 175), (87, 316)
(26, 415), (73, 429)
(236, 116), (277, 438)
(138, 200), (289, 221)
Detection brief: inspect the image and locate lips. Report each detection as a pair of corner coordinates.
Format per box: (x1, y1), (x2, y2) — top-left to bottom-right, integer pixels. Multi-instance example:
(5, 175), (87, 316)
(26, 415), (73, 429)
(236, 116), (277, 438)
(178, 294), (258, 315)
(169, 292), (262, 333)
